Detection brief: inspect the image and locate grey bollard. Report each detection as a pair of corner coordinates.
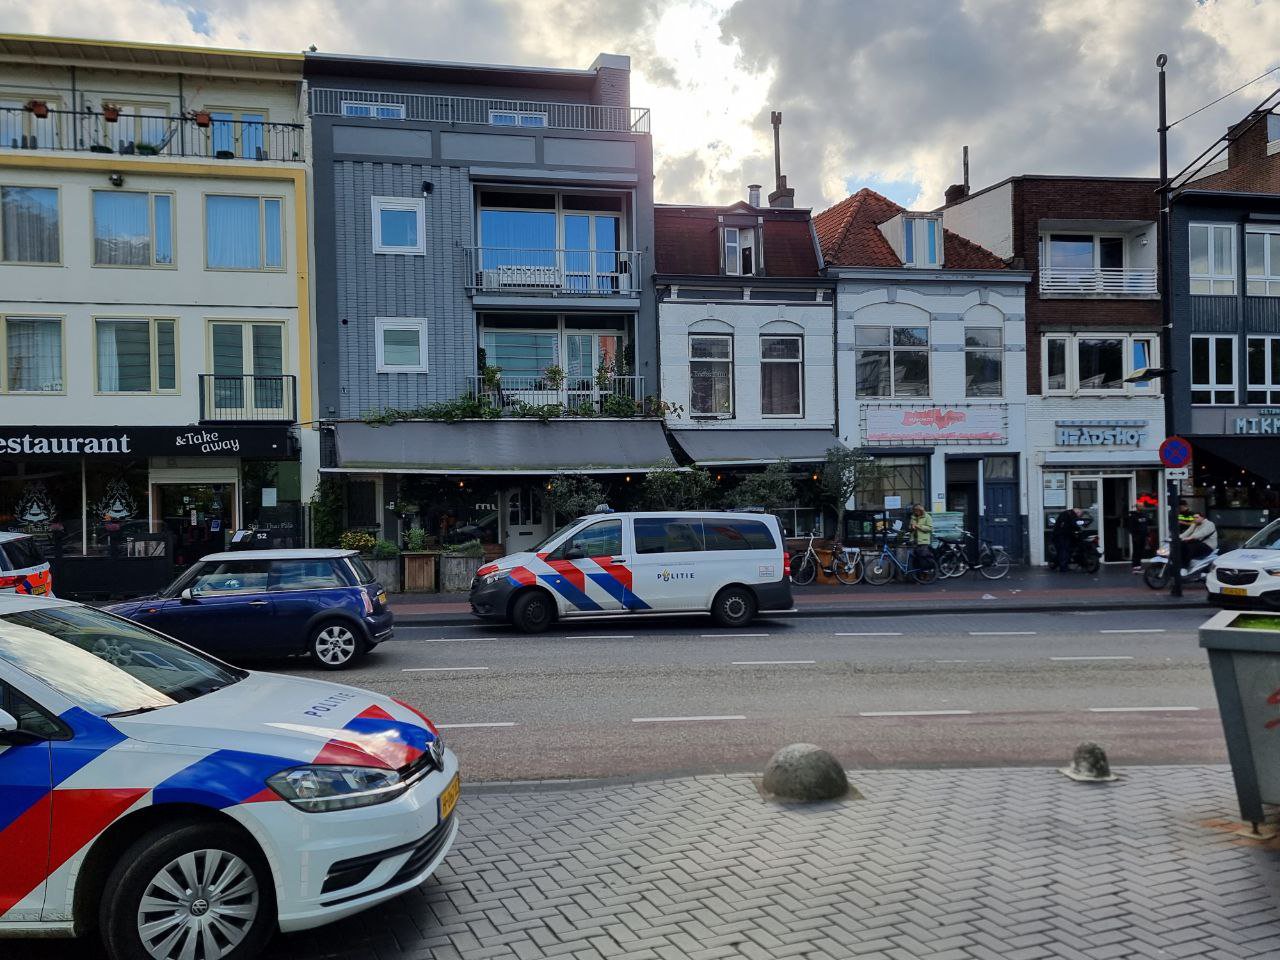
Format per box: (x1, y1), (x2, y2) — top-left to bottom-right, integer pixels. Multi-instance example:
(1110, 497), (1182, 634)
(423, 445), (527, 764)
(762, 743), (850, 801)
(1060, 742), (1117, 782)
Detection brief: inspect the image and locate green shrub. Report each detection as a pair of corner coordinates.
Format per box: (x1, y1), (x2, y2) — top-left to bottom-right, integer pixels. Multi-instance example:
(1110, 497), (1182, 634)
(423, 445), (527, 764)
(339, 530), (376, 554)
(444, 538), (484, 558)
(405, 527), (428, 552)
(372, 539), (400, 560)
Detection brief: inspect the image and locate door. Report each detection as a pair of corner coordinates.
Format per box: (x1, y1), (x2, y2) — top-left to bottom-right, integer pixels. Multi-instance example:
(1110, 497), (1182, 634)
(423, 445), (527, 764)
(1069, 477), (1103, 551)
(628, 516), (706, 611)
(209, 321), (286, 419)
(982, 456), (1020, 559)
(542, 517), (626, 615)
(159, 558), (274, 657)
(503, 487), (548, 554)
(564, 213), (623, 293)
(156, 483), (233, 570)
(0, 680), (53, 922)
(1102, 476), (1133, 563)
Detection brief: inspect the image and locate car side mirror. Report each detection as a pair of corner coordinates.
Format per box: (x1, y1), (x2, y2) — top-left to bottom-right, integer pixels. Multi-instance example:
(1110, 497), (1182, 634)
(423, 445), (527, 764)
(180, 587), (197, 602)
(0, 708), (16, 734)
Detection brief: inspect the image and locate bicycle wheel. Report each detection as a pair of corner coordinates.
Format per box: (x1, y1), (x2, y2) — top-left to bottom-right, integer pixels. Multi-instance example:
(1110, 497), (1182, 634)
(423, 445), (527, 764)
(863, 556), (895, 586)
(792, 554), (817, 585)
(911, 556), (939, 585)
(978, 547), (1010, 580)
(937, 548), (961, 579)
(834, 556), (863, 585)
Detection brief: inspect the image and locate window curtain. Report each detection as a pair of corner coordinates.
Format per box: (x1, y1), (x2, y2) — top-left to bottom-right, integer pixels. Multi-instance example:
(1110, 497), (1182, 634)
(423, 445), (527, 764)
(206, 196), (261, 269)
(96, 321), (151, 392)
(479, 210), (556, 269)
(263, 199), (282, 268)
(1, 186), (58, 263)
(93, 191), (150, 265)
(6, 318), (62, 391)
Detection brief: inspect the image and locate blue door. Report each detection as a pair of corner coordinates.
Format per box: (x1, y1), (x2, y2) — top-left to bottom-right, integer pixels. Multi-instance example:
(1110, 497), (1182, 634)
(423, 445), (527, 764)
(158, 558), (276, 657)
(0, 681), (52, 921)
(982, 480), (1020, 559)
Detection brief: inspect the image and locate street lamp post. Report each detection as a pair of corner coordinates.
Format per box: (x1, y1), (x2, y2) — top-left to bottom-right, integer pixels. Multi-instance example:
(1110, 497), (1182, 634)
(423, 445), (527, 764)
(1157, 54), (1183, 598)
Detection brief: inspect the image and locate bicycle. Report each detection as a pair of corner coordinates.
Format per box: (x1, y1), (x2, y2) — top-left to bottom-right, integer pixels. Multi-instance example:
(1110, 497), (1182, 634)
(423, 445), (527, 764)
(934, 537), (967, 578)
(791, 533), (863, 585)
(863, 539), (938, 585)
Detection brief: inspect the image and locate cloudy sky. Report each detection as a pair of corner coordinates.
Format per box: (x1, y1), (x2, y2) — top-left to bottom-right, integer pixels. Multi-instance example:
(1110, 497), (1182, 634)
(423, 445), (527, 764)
(2, 0), (1276, 211)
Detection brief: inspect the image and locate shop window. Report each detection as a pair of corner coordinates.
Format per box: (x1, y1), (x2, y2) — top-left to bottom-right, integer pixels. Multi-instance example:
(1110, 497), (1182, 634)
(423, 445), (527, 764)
(86, 462), (149, 556)
(1246, 228), (1280, 296)
(856, 456), (928, 509)
(1191, 335), (1236, 405)
(761, 335), (802, 416)
(690, 334), (733, 416)
(771, 507), (822, 539)
(1247, 336), (1280, 405)
(855, 326), (929, 398)
(964, 328), (1002, 398)
(95, 318), (177, 393)
(3, 316), (63, 393)
(0, 185), (59, 264)
(1189, 223), (1236, 295)
(0, 460), (83, 557)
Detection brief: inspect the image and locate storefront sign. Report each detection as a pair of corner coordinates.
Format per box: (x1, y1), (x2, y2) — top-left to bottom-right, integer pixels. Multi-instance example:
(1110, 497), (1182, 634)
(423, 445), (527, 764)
(0, 426), (295, 459)
(1056, 420), (1149, 447)
(1232, 415), (1280, 435)
(865, 405), (1007, 444)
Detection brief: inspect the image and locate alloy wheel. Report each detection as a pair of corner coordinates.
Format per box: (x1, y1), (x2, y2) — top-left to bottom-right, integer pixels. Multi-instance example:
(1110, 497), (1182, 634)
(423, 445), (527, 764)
(136, 849), (260, 960)
(315, 624), (357, 665)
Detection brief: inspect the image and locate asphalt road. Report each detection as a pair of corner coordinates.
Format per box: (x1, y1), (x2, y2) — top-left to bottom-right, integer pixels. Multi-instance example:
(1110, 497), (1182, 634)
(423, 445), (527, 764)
(257, 606), (1228, 782)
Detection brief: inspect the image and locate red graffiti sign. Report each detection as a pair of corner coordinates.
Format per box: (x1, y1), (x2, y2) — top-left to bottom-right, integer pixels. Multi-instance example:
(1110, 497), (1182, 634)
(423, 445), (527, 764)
(902, 408), (967, 430)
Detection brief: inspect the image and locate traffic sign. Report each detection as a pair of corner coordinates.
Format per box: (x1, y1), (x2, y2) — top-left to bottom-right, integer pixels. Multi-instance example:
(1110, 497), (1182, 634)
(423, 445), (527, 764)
(1159, 435), (1193, 469)
(1165, 466), (1190, 481)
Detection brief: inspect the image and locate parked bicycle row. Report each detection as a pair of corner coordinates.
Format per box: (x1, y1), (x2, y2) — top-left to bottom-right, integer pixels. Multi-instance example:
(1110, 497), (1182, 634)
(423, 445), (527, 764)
(790, 530), (1010, 586)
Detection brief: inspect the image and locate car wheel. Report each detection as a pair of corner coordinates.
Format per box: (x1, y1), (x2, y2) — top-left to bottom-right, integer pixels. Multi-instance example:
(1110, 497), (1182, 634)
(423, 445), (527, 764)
(99, 822), (275, 960)
(711, 586), (756, 628)
(309, 621), (362, 669)
(512, 590), (554, 633)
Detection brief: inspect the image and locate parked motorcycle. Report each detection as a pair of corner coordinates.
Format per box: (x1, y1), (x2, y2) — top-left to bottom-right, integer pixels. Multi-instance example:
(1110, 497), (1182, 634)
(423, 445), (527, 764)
(1143, 539), (1219, 590)
(1048, 512), (1102, 573)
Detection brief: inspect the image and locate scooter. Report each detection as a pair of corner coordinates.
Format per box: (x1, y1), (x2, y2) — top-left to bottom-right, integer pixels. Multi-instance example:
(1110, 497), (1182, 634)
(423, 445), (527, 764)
(1143, 539), (1218, 590)
(1048, 513), (1102, 573)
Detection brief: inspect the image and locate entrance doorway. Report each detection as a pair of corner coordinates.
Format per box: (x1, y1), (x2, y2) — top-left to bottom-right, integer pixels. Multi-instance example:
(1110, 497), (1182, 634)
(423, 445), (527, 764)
(503, 486), (550, 553)
(1067, 474), (1134, 562)
(154, 483), (234, 570)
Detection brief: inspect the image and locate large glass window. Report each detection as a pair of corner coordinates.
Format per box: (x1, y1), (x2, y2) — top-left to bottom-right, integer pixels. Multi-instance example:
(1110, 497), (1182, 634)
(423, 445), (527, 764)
(1246, 228), (1280, 297)
(210, 321), (284, 411)
(482, 329), (558, 378)
(0, 185), (58, 263)
(93, 190), (173, 266)
(376, 318), (428, 373)
(206, 195), (283, 270)
(1190, 223), (1236, 295)
(4, 317), (62, 393)
(371, 196), (425, 255)
(761, 335), (802, 416)
(690, 334), (733, 415)
(95, 318), (177, 393)
(1247, 336), (1280, 405)
(854, 456), (928, 511)
(0, 460), (83, 557)
(1042, 333), (1156, 395)
(0, 96), (60, 150)
(1076, 338), (1124, 391)
(964, 328), (1002, 397)
(1191, 334), (1236, 405)
(855, 325), (929, 397)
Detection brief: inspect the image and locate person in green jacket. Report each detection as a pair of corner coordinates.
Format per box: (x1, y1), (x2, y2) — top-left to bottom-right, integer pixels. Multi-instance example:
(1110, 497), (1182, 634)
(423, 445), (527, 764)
(909, 503), (933, 563)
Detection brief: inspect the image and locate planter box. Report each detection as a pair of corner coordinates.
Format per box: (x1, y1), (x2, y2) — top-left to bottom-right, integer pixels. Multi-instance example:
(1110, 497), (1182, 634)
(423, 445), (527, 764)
(482, 542), (505, 562)
(401, 551), (439, 593)
(440, 555), (481, 593)
(366, 556), (401, 593)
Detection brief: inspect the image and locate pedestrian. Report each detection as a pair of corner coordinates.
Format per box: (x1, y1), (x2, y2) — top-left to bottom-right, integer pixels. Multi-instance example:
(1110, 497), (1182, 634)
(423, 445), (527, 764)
(1052, 506), (1081, 572)
(908, 503), (933, 568)
(1127, 501), (1152, 572)
(1178, 500), (1194, 532)
(1179, 512), (1218, 564)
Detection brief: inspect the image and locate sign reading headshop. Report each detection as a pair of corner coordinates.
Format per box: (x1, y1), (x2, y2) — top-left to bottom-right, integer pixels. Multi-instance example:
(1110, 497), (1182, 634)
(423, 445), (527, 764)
(0, 426), (295, 459)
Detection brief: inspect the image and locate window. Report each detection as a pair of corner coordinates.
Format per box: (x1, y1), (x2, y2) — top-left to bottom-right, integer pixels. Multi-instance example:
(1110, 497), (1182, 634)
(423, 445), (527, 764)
(341, 101), (405, 120)
(1042, 234), (1125, 271)
(209, 321), (284, 410)
(1, 185), (58, 263)
(269, 559), (345, 591)
(207, 109), (267, 159)
(633, 517), (705, 554)
(1247, 336), (1280, 404)
(1131, 336), (1158, 393)
(902, 218), (940, 267)
(4, 316), (62, 392)
(105, 103), (168, 152)
(191, 559), (272, 595)
(761, 335), (803, 416)
(964, 328), (1002, 398)
(488, 110), (547, 127)
(723, 226), (756, 276)
(95, 318), (177, 393)
(92, 191), (173, 266)
(1077, 338), (1124, 391)
(1041, 333), (1157, 395)
(1191, 335), (1236, 405)
(482, 329), (558, 378)
(1045, 337), (1068, 391)
(0, 682), (63, 740)
(0, 96), (59, 150)
(205, 195), (283, 270)
(701, 518), (777, 551)
(1246, 228), (1280, 296)
(855, 325), (929, 397)
(1190, 223), (1236, 295)
(690, 334), (733, 415)
(371, 196), (425, 255)
(376, 318), (428, 373)
(550, 519), (622, 560)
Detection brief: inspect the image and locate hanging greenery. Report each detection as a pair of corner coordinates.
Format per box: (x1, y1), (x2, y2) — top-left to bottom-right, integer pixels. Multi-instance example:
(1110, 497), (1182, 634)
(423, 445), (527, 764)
(729, 459), (796, 511)
(309, 475), (345, 547)
(543, 475), (606, 521)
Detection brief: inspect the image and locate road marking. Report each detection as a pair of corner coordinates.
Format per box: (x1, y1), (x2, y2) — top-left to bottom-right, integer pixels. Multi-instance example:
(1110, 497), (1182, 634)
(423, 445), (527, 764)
(969, 631), (1036, 636)
(1099, 629), (1166, 634)
(1087, 706), (1200, 713)
(402, 666), (491, 672)
(1051, 656), (1135, 661)
(631, 715), (746, 723)
(418, 637), (497, 643)
(576, 635), (635, 640)
(859, 709), (974, 717)
(835, 631), (902, 637)
(935, 659), (970, 663)
(435, 722), (517, 729)
(701, 633), (770, 638)
(732, 660), (815, 665)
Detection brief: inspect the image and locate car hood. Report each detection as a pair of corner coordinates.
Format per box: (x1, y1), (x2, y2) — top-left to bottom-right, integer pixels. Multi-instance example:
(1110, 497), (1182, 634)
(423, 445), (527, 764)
(113, 671), (437, 770)
(476, 552), (538, 577)
(1215, 549), (1280, 569)
(101, 598), (150, 618)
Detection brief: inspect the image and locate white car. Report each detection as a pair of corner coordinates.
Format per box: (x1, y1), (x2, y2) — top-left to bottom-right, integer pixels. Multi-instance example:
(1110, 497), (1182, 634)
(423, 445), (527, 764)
(0, 593), (458, 960)
(469, 510), (793, 632)
(1206, 518), (1280, 609)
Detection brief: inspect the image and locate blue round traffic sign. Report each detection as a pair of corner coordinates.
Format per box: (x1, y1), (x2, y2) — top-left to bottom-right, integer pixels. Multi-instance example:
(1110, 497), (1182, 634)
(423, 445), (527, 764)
(1159, 436), (1192, 469)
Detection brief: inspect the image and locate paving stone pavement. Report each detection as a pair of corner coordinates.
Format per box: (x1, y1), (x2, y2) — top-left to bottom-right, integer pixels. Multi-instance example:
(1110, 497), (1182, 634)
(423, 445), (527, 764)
(262, 765), (1279, 960)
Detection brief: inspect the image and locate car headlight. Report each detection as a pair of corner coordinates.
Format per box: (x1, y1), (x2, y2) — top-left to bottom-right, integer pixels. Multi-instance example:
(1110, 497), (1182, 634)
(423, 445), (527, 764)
(482, 571), (505, 585)
(1265, 569), (1280, 577)
(267, 765), (406, 812)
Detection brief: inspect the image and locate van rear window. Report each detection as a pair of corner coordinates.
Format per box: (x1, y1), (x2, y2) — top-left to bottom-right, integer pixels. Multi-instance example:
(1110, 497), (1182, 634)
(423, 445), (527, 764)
(700, 519), (776, 551)
(1, 537), (45, 571)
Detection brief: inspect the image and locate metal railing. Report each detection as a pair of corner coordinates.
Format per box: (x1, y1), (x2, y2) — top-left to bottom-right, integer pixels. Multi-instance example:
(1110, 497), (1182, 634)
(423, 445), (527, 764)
(199, 375), (298, 423)
(464, 247), (642, 296)
(0, 107), (304, 161)
(1039, 266), (1158, 297)
(468, 374), (645, 414)
(309, 88), (650, 134)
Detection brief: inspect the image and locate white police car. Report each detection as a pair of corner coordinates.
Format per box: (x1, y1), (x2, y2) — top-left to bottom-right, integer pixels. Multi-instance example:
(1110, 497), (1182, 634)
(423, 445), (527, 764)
(0, 593), (458, 960)
(1207, 517), (1280, 609)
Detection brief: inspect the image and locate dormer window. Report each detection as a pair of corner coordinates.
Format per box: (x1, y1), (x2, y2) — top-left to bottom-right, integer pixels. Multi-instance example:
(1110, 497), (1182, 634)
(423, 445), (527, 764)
(903, 217), (940, 267)
(724, 225), (757, 276)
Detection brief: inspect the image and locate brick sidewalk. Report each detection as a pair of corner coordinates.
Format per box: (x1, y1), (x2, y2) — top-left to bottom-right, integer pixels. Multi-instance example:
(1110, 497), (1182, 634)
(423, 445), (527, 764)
(262, 765), (1278, 960)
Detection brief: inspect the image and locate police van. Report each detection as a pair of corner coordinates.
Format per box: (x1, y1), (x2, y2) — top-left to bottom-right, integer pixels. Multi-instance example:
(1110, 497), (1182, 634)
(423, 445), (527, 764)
(469, 510), (792, 632)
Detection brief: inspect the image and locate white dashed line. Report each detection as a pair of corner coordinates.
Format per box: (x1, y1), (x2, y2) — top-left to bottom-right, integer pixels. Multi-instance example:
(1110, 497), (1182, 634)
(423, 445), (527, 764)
(859, 709), (974, 717)
(575, 635), (635, 640)
(969, 631), (1036, 636)
(700, 633), (770, 638)
(631, 715), (747, 723)
(935, 659), (971, 663)
(1051, 656), (1135, 662)
(418, 637), (496, 643)
(402, 666), (491, 672)
(732, 660), (816, 665)
(1087, 706), (1200, 713)
(835, 632), (903, 637)
(1099, 629), (1166, 634)
(435, 721), (518, 729)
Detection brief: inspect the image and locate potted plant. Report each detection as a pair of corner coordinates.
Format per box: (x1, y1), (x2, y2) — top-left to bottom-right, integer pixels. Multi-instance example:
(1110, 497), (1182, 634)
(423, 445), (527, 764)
(191, 109), (212, 128)
(368, 539), (401, 593)
(89, 143), (114, 153)
(544, 364), (565, 394)
(25, 100), (48, 118)
(101, 104), (120, 123)
(481, 364), (502, 394)
(440, 539), (485, 592)
(136, 142), (159, 156)
(400, 525), (440, 593)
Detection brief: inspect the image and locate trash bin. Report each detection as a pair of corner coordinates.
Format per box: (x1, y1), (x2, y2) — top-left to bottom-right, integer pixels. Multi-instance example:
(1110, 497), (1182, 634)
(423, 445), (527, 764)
(1199, 609), (1280, 832)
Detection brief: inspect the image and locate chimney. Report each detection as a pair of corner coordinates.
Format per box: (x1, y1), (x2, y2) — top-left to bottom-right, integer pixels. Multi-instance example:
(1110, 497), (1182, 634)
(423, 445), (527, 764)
(767, 110), (796, 209)
(1226, 110), (1270, 169)
(944, 183), (967, 205)
(747, 184), (762, 207)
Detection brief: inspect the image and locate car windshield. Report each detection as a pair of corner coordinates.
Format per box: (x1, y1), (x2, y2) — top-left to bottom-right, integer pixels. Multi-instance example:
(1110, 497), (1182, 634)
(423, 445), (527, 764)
(0, 605), (244, 717)
(2, 537), (44, 570)
(530, 520), (586, 554)
(1244, 519), (1280, 550)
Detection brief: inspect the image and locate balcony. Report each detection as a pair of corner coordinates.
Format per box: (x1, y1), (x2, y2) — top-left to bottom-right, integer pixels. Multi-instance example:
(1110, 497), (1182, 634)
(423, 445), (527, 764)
(467, 374), (646, 415)
(1039, 267), (1158, 298)
(199, 375), (298, 423)
(309, 88), (650, 134)
(464, 247), (642, 298)
(1, 107), (303, 161)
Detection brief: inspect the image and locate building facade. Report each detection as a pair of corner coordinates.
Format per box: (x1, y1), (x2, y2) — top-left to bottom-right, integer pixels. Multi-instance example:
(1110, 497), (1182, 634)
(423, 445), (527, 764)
(0, 34), (311, 595)
(815, 189), (1031, 557)
(307, 52), (661, 554)
(944, 176), (1166, 564)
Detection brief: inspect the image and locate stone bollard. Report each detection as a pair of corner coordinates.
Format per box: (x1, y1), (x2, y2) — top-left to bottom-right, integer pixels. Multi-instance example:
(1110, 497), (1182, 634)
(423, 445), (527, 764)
(761, 743), (850, 801)
(1060, 742), (1118, 782)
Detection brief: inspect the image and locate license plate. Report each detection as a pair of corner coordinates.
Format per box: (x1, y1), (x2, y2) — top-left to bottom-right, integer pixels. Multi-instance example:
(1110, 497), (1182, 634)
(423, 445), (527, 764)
(377, 591), (387, 605)
(439, 773), (460, 821)
(32, 585), (47, 595)
(1222, 586), (1248, 597)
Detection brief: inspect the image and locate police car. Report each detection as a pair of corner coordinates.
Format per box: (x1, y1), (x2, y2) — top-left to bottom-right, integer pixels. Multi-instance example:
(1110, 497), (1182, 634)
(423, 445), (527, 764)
(1207, 517), (1280, 608)
(0, 593), (459, 960)
(470, 510), (792, 632)
(0, 532), (53, 596)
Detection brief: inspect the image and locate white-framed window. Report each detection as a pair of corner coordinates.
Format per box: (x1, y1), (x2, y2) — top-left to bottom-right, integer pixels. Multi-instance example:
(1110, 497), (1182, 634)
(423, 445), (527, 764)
(1191, 334), (1236, 405)
(1040, 233), (1126, 271)
(208, 320), (287, 413)
(341, 100), (406, 120)
(1190, 222), (1236, 295)
(1042, 333), (1159, 396)
(205, 108), (268, 159)
(0, 185), (59, 264)
(0, 95), (61, 149)
(371, 196), (425, 255)
(723, 226), (756, 276)
(855, 325), (930, 397)
(92, 190), (174, 267)
(205, 195), (283, 271)
(95, 317), (177, 394)
(375, 318), (428, 373)
(964, 327), (1003, 398)
(102, 101), (168, 152)
(761, 335), (802, 416)
(488, 110), (547, 128)
(903, 217), (941, 267)
(690, 334), (733, 416)
(2, 315), (63, 393)
(1246, 227), (1280, 296)
(1246, 336), (1280, 404)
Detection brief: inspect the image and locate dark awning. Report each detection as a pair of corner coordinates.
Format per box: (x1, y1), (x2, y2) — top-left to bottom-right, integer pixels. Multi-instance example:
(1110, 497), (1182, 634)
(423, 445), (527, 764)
(1191, 436), (1280, 484)
(326, 420), (675, 474)
(669, 428), (836, 466)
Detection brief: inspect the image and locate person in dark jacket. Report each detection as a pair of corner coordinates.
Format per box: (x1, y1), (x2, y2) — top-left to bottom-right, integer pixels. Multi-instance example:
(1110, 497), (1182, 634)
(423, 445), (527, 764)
(1053, 507), (1081, 572)
(1127, 502), (1152, 572)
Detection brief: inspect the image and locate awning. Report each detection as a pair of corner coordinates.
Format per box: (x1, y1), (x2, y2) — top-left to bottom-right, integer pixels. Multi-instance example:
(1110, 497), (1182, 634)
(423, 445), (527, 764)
(1191, 436), (1280, 484)
(1040, 450), (1163, 468)
(670, 428), (836, 466)
(326, 419), (675, 474)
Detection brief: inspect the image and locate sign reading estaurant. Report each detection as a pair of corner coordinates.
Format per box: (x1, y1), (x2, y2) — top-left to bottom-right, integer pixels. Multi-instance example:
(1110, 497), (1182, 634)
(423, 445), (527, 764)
(0, 425), (294, 458)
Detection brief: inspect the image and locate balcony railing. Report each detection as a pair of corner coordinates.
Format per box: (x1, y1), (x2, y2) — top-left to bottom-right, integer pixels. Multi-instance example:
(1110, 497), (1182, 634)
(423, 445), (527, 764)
(0, 107), (303, 161)
(1039, 267), (1158, 297)
(468, 374), (645, 414)
(309, 88), (651, 134)
(464, 247), (642, 297)
(199, 375), (298, 423)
